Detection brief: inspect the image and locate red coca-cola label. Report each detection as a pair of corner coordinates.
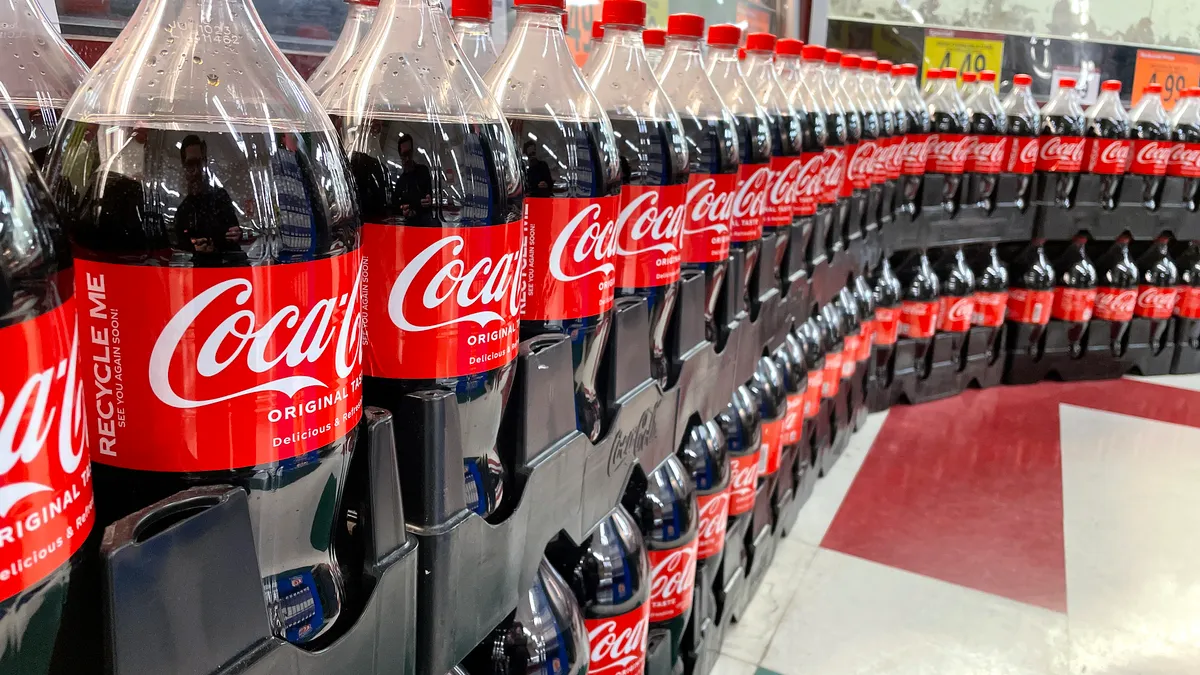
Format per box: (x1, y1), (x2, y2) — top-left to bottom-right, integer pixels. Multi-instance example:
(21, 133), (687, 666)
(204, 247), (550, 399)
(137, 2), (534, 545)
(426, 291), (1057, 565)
(874, 139), (893, 183)
(1130, 139), (1172, 176)
(925, 133), (971, 174)
(1094, 286), (1137, 321)
(363, 222), (521, 379)
(972, 291), (1008, 327)
(647, 538), (698, 622)
(899, 300), (939, 338)
(968, 135), (1006, 174)
(696, 489), (729, 559)
(0, 300), (95, 603)
(614, 184), (686, 288)
(841, 334), (860, 378)
(822, 350), (842, 397)
(847, 140), (878, 190)
(1006, 288), (1053, 324)
(1177, 287), (1200, 319)
(682, 173), (735, 263)
(1005, 136), (1040, 174)
(731, 163), (770, 242)
(758, 418), (783, 475)
(1051, 287), (1098, 322)
(901, 133), (931, 175)
(585, 603), (650, 675)
(1084, 138), (1131, 175)
(790, 152), (824, 216)
(888, 136), (904, 179)
(1036, 136), (1086, 173)
(803, 370), (823, 418)
(857, 319), (875, 362)
(522, 196), (619, 320)
(782, 393), (804, 446)
(938, 295), (974, 332)
(1135, 284), (1179, 319)
(839, 142), (861, 197)
(1167, 142), (1200, 178)
(766, 156), (800, 227)
(821, 146), (847, 204)
(728, 451), (759, 516)
(874, 306), (900, 345)
(77, 256), (363, 472)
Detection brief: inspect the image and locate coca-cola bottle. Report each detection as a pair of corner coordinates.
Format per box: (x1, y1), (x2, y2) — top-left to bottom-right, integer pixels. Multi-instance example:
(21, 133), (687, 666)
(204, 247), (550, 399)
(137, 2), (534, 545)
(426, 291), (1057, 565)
(897, 251), (940, 375)
(1134, 235), (1180, 351)
(817, 303), (846, 397)
(923, 68), (941, 96)
(585, 0), (689, 387)
(742, 32), (803, 284)
(488, 0), (622, 442)
(852, 275), (878, 365)
(861, 58), (897, 223)
(959, 71), (977, 97)
(1083, 80), (1131, 210)
(774, 39), (827, 267)
(793, 320), (826, 421)
(1006, 239), (1056, 355)
(589, 21), (606, 62)
(879, 61), (906, 215)
(483, 559), (589, 675)
(971, 245), (1009, 330)
(324, 0), (521, 521)
(805, 45), (848, 256)
(309, 0), (379, 93)
(715, 384), (760, 518)
(622, 456), (698, 662)
(1001, 74), (1041, 210)
(656, 13), (737, 343)
(0, 0), (86, 165)
(1035, 78), (1087, 209)
(894, 63), (931, 218)
(706, 24), (772, 305)
(48, 0), (362, 645)
(678, 421), (730, 567)
(1167, 88), (1200, 211)
(547, 507), (650, 675)
(923, 68), (970, 214)
(644, 28), (666, 72)
(749, 356), (787, 477)
(936, 248), (976, 342)
(836, 287), (864, 386)
(965, 70), (1006, 210)
(1175, 241), (1200, 350)
(0, 117), (100, 674)
(776, 333), (809, 450)
(849, 56), (883, 230)
(1093, 236), (1139, 355)
(834, 52), (869, 238)
(1128, 83), (1172, 210)
(1051, 236), (1099, 357)
(452, 0), (500, 75)
(871, 257), (902, 380)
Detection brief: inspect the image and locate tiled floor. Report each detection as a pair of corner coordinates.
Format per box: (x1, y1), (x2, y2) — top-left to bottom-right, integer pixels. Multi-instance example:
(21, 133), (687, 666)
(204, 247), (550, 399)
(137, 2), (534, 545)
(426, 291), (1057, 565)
(714, 375), (1200, 675)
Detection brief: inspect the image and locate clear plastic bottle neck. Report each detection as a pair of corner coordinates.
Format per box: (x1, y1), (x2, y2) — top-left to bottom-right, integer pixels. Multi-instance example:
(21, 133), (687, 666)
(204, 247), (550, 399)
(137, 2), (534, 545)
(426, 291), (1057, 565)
(585, 23), (647, 79)
(971, 80), (1005, 117)
(657, 36), (728, 122)
(309, 2), (379, 94)
(1087, 88), (1129, 123)
(586, 23), (676, 123)
(1170, 96), (1198, 126)
(743, 49), (788, 111)
(705, 44), (762, 117)
(1131, 92), (1167, 124)
(452, 17), (498, 76)
(776, 54), (816, 112)
(806, 61), (842, 114)
(1044, 85), (1084, 119)
(928, 76), (966, 116)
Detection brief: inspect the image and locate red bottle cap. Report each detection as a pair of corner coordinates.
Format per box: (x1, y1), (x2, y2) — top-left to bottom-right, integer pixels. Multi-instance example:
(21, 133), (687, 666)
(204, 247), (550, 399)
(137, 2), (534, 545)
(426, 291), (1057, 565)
(707, 23), (741, 47)
(801, 44), (826, 61)
(667, 13), (704, 38)
(978, 70), (997, 82)
(515, 0), (565, 9)
(1100, 79), (1121, 92)
(823, 48), (842, 64)
(1060, 78), (1077, 88)
(1013, 73), (1032, 86)
(350, 0), (380, 6)
(902, 63), (919, 76)
(776, 38), (804, 56)
(562, 11), (568, 29)
(745, 32), (776, 52)
(962, 72), (977, 83)
(451, 0), (491, 20)
(860, 56), (878, 70)
(602, 0), (645, 27)
(840, 53), (861, 68)
(1144, 82), (1163, 94)
(942, 67), (958, 78)
(592, 21), (605, 39)
(643, 28), (666, 47)
(737, 47), (746, 60)
(877, 59), (893, 72)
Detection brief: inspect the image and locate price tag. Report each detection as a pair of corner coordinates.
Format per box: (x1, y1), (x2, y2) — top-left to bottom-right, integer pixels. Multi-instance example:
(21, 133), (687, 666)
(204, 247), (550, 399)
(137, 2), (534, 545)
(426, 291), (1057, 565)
(922, 29), (1004, 91)
(1133, 49), (1200, 110)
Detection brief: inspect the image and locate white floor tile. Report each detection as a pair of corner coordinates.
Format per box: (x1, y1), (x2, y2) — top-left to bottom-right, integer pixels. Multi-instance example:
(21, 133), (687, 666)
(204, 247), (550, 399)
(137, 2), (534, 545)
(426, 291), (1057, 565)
(710, 653), (758, 675)
(759, 549), (1070, 675)
(789, 410), (888, 547)
(1125, 373), (1200, 393)
(1060, 405), (1200, 675)
(720, 539), (818, 663)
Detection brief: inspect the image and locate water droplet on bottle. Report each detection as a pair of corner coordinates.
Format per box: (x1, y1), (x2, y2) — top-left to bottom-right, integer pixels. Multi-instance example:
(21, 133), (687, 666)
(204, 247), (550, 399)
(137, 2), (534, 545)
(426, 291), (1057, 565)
(166, 37), (174, 45)
(35, 37), (44, 46)
(147, 55), (156, 66)
(156, 69), (164, 75)
(160, 49), (167, 56)
(16, 63), (23, 70)
(148, 79), (156, 87)
(31, 50), (38, 57)
(392, 70), (398, 76)
(207, 73), (219, 86)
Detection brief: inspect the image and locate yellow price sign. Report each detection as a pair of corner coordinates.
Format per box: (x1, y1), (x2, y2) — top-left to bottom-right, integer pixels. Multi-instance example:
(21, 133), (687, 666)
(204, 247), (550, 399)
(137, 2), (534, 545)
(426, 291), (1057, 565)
(922, 29), (1005, 90)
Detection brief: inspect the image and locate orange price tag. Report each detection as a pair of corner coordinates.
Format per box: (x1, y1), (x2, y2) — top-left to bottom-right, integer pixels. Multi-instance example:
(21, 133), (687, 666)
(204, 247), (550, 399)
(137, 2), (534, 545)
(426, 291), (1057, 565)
(1132, 49), (1200, 110)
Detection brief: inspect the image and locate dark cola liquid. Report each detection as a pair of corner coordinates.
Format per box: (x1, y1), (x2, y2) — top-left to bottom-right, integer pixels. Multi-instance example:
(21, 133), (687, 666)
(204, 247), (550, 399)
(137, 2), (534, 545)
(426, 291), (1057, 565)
(3, 105), (64, 168)
(900, 106), (931, 213)
(1171, 119), (1200, 210)
(859, 104), (881, 227)
(1006, 111), (1038, 209)
(679, 114), (737, 343)
(803, 109), (831, 263)
(969, 106), (1003, 207)
(824, 108), (848, 251)
(766, 110), (802, 282)
(507, 116), (620, 441)
(1039, 113), (1085, 208)
(1086, 116), (1130, 209)
(611, 116), (688, 386)
(49, 121), (359, 644)
(930, 110), (966, 209)
(0, 126), (101, 675)
(733, 113), (771, 304)
(335, 116), (522, 517)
